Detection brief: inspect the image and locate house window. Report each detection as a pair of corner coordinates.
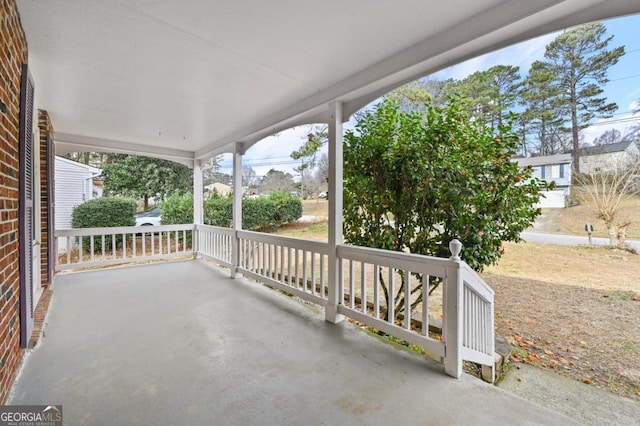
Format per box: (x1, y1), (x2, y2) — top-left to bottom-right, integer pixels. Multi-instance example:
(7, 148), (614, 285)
(547, 165), (561, 179)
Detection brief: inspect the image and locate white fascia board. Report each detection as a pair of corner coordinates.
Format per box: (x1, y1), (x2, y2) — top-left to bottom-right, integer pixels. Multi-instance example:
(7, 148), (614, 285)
(55, 133), (195, 167)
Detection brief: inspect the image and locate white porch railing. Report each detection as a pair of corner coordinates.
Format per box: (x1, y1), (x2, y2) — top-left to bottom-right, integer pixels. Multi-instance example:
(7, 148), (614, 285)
(54, 224), (495, 380)
(195, 224), (234, 268)
(55, 224), (193, 271)
(236, 230), (330, 307)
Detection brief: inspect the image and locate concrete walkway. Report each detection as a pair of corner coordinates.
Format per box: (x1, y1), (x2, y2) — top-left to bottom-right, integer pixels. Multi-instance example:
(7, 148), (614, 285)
(9, 260), (577, 425)
(499, 364), (640, 426)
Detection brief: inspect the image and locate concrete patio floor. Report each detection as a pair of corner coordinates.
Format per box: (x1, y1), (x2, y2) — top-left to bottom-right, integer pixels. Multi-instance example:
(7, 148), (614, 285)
(8, 260), (577, 425)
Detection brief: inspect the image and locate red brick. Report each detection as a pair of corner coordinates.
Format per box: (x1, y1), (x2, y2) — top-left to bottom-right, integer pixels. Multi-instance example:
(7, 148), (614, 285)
(0, 0), (29, 404)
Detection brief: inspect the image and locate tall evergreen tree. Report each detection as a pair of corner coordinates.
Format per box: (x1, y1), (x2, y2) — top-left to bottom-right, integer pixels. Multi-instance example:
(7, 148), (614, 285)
(542, 23), (624, 172)
(443, 65), (520, 128)
(520, 61), (565, 155)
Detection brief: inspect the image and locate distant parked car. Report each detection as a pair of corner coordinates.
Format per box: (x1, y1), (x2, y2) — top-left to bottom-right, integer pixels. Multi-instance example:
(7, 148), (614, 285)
(135, 206), (161, 226)
(318, 191), (328, 199)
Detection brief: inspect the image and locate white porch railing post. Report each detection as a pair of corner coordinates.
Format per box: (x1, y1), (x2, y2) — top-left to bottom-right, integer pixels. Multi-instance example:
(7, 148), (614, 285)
(231, 142), (243, 279)
(326, 101), (345, 324)
(443, 239), (463, 378)
(193, 159), (204, 255)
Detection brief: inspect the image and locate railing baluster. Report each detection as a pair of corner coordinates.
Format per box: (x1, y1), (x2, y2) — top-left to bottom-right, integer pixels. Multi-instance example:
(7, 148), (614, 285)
(349, 259), (355, 309)
(320, 254), (325, 298)
(133, 231), (138, 257)
(287, 247), (292, 285)
(388, 267), (395, 324)
(311, 252), (316, 295)
(66, 237), (71, 265)
(360, 261), (366, 314)
(294, 248), (300, 288)
(422, 275), (429, 336)
(374, 264), (380, 319)
(302, 250), (308, 292)
(404, 269), (411, 330)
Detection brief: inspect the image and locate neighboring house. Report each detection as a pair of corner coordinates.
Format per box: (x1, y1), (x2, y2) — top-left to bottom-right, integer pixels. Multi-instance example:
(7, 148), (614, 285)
(204, 182), (232, 198)
(54, 156), (102, 230)
(580, 140), (640, 173)
(515, 154), (572, 208)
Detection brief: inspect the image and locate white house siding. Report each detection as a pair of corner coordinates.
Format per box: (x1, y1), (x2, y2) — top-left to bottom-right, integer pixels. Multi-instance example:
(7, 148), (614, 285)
(580, 142), (640, 173)
(516, 154), (572, 186)
(55, 157), (102, 250)
(537, 188), (568, 209)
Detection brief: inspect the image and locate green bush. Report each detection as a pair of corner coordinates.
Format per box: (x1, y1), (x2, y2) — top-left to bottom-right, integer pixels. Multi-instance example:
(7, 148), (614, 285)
(161, 192), (193, 224)
(149, 191), (303, 231)
(270, 191), (303, 224)
(204, 195), (233, 227)
(203, 191), (302, 231)
(71, 197), (136, 251)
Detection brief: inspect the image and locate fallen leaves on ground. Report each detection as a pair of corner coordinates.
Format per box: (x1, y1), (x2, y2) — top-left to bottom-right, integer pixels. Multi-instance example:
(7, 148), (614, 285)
(487, 273), (640, 402)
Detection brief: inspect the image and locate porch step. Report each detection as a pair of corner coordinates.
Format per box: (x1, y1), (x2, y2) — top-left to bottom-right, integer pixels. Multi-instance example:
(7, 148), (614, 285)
(483, 336), (511, 383)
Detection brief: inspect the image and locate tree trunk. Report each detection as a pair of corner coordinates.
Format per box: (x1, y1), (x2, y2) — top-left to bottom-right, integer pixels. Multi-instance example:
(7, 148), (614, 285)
(571, 102), (580, 174)
(607, 219), (630, 248)
(615, 222), (629, 248)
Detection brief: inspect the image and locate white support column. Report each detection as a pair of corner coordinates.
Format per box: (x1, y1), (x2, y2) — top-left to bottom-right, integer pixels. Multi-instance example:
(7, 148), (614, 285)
(193, 159), (204, 225)
(443, 239), (463, 378)
(193, 159), (204, 256)
(326, 101), (345, 324)
(231, 142), (244, 278)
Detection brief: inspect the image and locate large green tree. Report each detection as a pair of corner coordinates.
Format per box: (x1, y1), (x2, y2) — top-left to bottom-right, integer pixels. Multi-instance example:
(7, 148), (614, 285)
(102, 154), (192, 210)
(258, 169), (296, 194)
(443, 65), (521, 128)
(542, 22), (624, 173)
(384, 79), (449, 111)
(343, 98), (545, 320)
(520, 60), (566, 155)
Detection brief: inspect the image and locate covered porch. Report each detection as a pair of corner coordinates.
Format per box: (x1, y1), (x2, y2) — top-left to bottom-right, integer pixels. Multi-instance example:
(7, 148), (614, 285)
(10, 0), (640, 419)
(9, 260), (575, 425)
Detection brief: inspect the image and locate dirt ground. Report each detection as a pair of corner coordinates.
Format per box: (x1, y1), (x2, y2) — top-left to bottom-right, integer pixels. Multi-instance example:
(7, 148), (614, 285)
(484, 242), (640, 401)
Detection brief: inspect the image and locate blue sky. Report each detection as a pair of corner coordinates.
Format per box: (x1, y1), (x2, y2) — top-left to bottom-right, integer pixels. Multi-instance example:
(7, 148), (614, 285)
(220, 13), (640, 179)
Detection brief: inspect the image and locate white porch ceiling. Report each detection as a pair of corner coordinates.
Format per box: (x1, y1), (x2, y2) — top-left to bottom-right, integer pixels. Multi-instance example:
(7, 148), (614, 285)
(17, 0), (640, 164)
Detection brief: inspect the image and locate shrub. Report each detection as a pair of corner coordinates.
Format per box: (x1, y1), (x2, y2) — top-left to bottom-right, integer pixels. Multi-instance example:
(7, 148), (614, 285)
(161, 192), (193, 224)
(204, 195), (233, 227)
(203, 191), (302, 231)
(71, 197), (136, 251)
(270, 191), (303, 224)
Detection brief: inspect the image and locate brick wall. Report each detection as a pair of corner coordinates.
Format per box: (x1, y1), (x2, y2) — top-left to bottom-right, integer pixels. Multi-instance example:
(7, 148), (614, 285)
(0, 0), (29, 404)
(39, 110), (54, 286)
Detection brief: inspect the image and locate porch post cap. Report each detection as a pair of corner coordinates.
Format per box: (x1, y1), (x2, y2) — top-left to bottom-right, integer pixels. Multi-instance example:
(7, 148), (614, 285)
(449, 239), (462, 260)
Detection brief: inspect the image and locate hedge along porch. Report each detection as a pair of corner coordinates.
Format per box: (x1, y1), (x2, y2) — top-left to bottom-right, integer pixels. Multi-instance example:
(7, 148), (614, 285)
(5, 0), (640, 403)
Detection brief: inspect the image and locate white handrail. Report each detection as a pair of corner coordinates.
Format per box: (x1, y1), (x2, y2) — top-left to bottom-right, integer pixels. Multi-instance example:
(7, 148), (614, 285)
(55, 224), (193, 271)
